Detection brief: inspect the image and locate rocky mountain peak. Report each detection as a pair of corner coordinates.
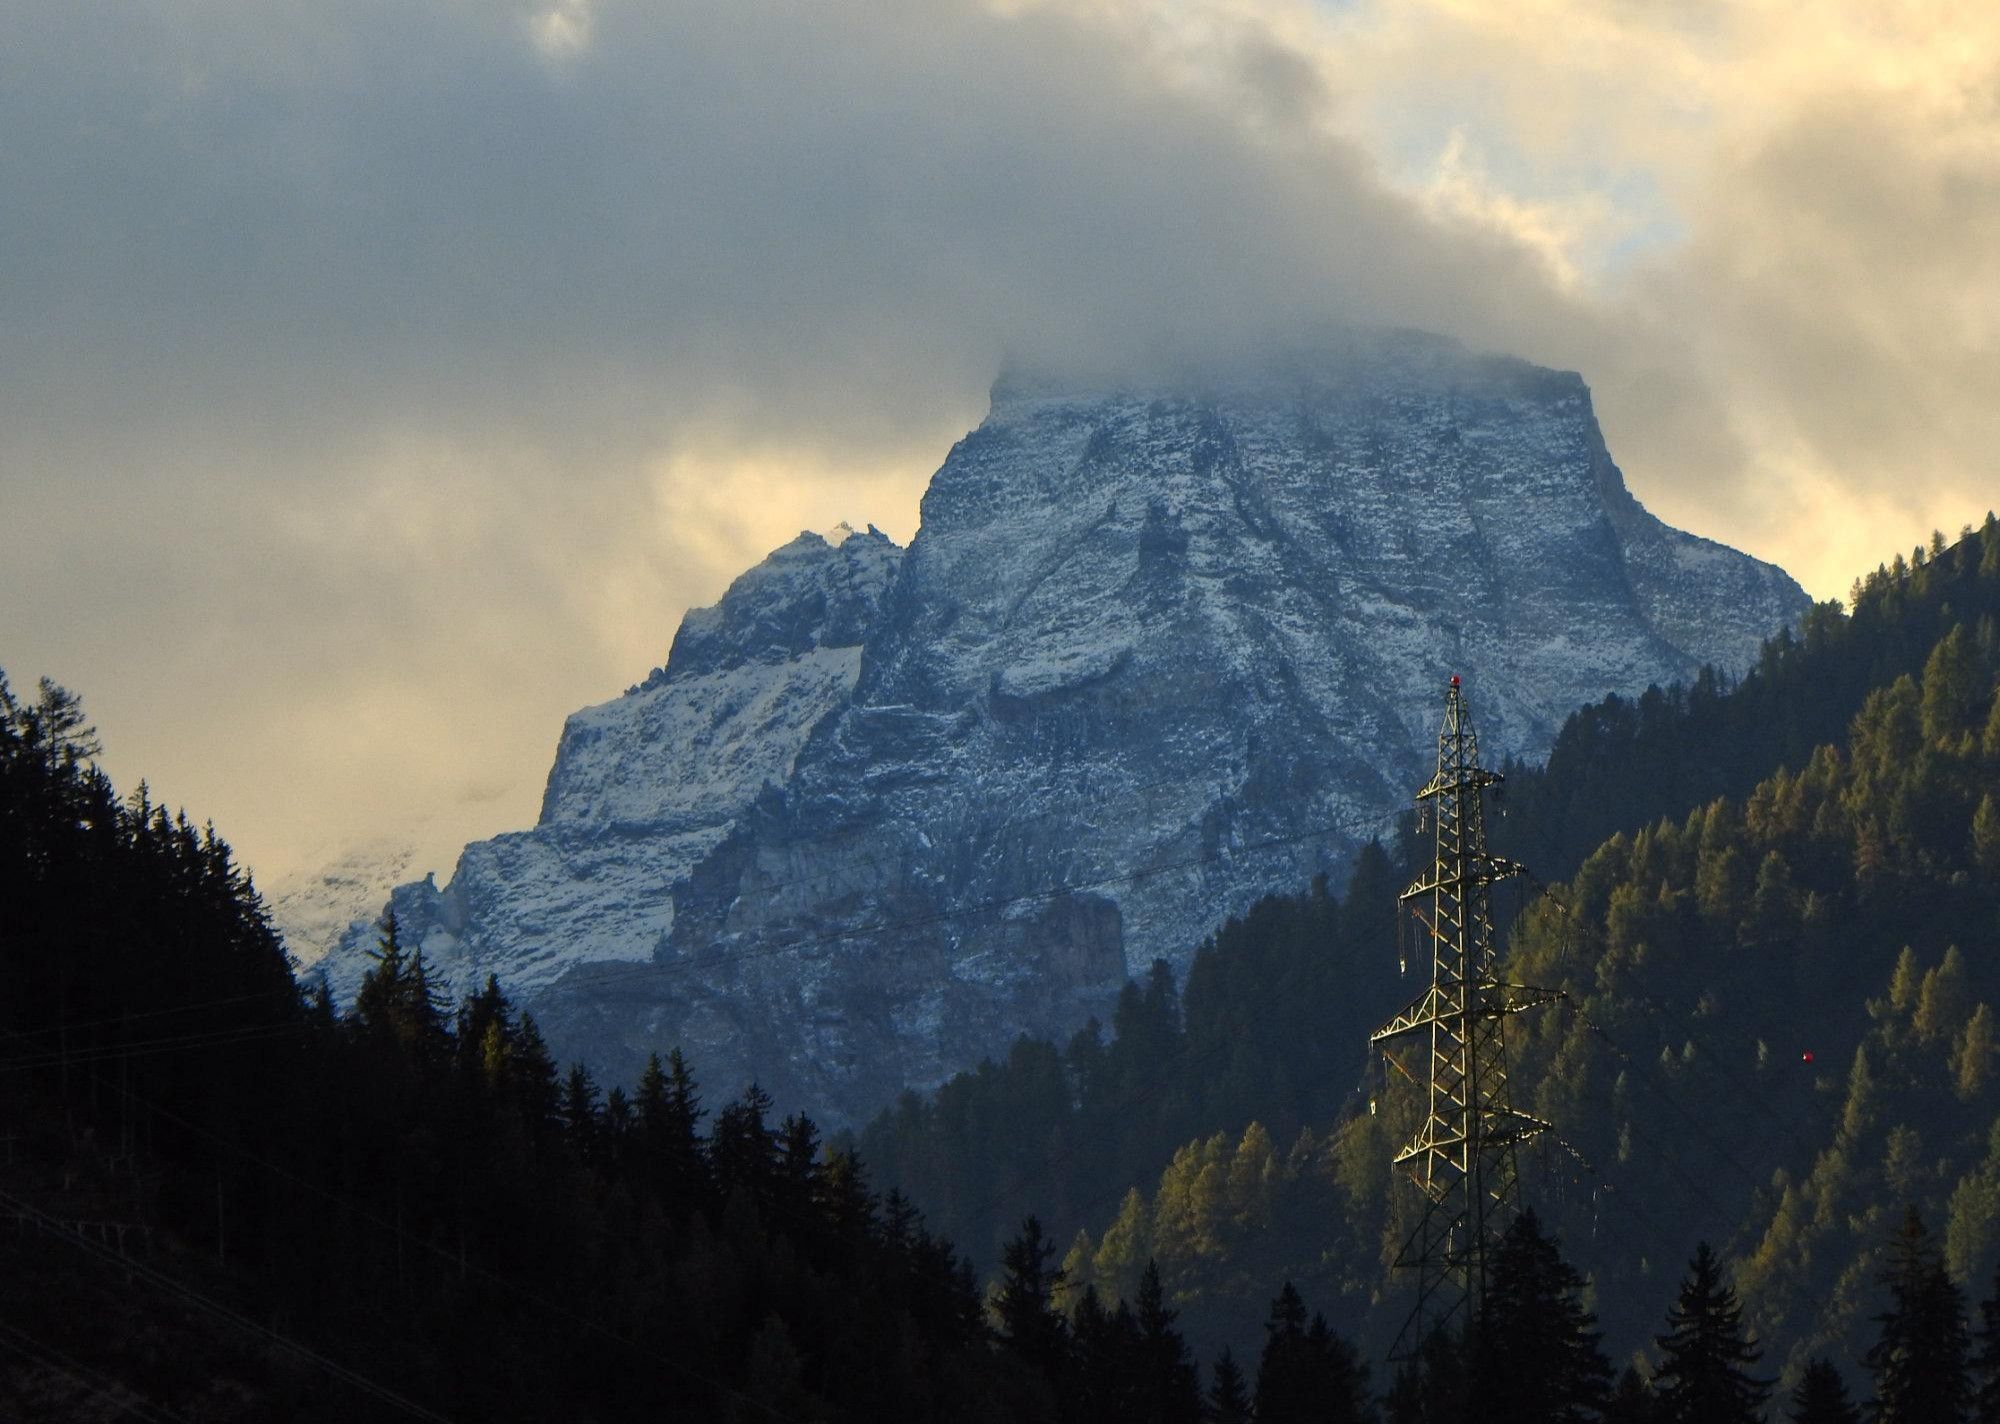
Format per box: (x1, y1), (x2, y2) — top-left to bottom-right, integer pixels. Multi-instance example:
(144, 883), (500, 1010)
(307, 333), (1809, 1126)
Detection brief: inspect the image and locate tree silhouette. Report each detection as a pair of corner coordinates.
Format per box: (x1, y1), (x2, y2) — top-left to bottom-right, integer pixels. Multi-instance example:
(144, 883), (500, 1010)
(1866, 1207), (1970, 1424)
(1652, 1243), (1770, 1423)
(1788, 1357), (1860, 1424)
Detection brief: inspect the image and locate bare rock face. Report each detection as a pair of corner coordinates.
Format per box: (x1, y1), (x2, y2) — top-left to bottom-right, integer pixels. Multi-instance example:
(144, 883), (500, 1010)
(317, 332), (1808, 1126)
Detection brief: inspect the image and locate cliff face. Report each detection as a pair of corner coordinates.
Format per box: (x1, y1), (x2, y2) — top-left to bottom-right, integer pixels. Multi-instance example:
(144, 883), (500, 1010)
(319, 333), (1809, 1125)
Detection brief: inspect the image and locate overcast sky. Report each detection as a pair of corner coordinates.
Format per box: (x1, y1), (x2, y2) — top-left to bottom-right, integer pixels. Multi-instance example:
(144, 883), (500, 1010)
(4, 0), (1997, 892)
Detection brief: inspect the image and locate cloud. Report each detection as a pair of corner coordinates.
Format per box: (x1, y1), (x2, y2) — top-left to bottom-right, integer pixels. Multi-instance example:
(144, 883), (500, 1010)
(1, 0), (1994, 888)
(1325, 0), (2000, 589)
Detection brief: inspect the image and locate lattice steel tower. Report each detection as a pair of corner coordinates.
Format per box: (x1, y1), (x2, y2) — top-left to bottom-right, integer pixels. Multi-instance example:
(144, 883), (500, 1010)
(1372, 675), (1559, 1359)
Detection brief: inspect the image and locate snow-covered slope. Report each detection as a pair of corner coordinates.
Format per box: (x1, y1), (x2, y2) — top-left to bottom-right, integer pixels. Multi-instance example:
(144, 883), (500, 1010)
(316, 333), (1809, 1125)
(311, 526), (900, 1004)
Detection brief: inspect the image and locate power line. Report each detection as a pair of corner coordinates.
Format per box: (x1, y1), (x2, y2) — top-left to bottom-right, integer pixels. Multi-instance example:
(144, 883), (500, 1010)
(0, 1318), (189, 1424)
(0, 1186), (455, 1424)
(0, 793), (1408, 1064)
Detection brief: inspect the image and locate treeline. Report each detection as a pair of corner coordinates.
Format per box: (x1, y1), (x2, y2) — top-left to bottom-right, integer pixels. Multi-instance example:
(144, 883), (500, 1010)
(1388, 1203), (2000, 1424)
(854, 843), (1403, 1273)
(1493, 515), (2000, 881)
(0, 672), (1063, 1420)
(1494, 545), (2000, 1368)
(862, 518), (2000, 1378)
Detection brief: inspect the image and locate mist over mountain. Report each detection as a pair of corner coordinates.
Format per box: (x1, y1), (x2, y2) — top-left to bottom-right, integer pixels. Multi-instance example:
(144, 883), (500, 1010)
(303, 332), (1807, 1125)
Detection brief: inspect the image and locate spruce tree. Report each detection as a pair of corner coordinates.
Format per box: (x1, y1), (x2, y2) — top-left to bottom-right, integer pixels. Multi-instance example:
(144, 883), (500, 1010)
(1604, 1365), (1659, 1423)
(1384, 1325), (1468, 1424)
(995, 1215), (1071, 1383)
(509, 1012), (562, 1135)
(1473, 1209), (1613, 1424)
(1134, 1260), (1202, 1424)
(1973, 1259), (2000, 1424)
(1070, 1284), (1136, 1424)
(1253, 1282), (1315, 1424)
(353, 912), (409, 1035)
(1866, 1207), (1971, 1424)
(1788, 1358), (1860, 1424)
(636, 1047), (709, 1209)
(1204, 1346), (1251, 1424)
(711, 1083), (779, 1206)
(560, 1062), (601, 1161)
(1652, 1242), (1771, 1423)
(1253, 1283), (1370, 1424)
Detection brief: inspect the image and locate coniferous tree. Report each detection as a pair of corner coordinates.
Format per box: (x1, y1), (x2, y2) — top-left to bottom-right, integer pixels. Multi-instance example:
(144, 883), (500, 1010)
(1384, 1324), (1469, 1424)
(353, 912), (409, 1036)
(1973, 1260), (2000, 1424)
(1788, 1357), (1860, 1424)
(1867, 1207), (1971, 1424)
(636, 1047), (710, 1209)
(1204, 1346), (1252, 1424)
(711, 1083), (779, 1208)
(1473, 1210), (1613, 1424)
(1070, 1284), (1135, 1424)
(1604, 1365), (1659, 1423)
(996, 1215), (1071, 1383)
(1253, 1282), (1371, 1424)
(1652, 1242), (1771, 1424)
(559, 1062), (600, 1161)
(1133, 1260), (1202, 1424)
(509, 1011), (563, 1135)
(457, 974), (511, 1078)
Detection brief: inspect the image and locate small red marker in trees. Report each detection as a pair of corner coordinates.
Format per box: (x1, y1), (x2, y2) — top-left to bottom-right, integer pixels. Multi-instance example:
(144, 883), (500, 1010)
(1802, 1051), (1815, 1063)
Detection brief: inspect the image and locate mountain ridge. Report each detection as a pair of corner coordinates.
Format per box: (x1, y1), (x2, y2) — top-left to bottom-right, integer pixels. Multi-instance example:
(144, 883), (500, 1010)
(301, 331), (1809, 1126)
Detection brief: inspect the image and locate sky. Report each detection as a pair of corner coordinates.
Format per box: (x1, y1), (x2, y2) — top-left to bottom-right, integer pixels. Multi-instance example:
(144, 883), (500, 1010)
(3, 0), (1998, 895)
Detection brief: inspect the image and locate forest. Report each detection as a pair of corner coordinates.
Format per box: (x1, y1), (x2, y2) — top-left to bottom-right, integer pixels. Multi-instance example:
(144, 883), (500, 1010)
(8, 517), (2000, 1418)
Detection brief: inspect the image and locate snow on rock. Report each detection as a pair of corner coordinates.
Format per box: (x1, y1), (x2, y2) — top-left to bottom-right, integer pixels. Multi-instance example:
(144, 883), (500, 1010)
(315, 332), (1809, 1127)
(312, 525), (901, 1006)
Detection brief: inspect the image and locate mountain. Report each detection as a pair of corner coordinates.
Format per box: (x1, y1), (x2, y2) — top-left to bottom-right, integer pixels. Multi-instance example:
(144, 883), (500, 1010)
(857, 522), (2000, 1375)
(315, 331), (1808, 1126)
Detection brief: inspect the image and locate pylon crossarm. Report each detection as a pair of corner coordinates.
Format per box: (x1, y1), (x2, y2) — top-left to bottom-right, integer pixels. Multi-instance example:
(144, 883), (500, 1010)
(1481, 1107), (1554, 1146)
(1414, 768), (1501, 801)
(1484, 983), (1565, 1017)
(1371, 984), (1450, 1043)
(1391, 1121), (1470, 1166)
(1403, 855), (1525, 899)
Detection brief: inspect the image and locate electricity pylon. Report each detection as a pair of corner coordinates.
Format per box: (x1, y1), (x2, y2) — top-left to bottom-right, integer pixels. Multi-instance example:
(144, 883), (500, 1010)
(1372, 675), (1560, 1360)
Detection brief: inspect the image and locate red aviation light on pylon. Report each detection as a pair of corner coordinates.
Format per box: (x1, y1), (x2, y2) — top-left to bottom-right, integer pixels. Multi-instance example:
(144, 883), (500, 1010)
(1450, 674), (1461, 688)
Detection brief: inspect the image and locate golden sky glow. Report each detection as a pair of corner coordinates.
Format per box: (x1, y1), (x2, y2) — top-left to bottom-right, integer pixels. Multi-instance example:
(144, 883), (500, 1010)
(2, 0), (1994, 892)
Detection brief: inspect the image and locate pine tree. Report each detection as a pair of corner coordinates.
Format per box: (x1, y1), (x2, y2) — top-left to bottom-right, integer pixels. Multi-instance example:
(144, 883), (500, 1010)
(995, 1215), (1070, 1382)
(1604, 1365), (1659, 1423)
(456, 974), (510, 1078)
(1788, 1357), (1860, 1424)
(1384, 1325), (1468, 1424)
(560, 1062), (600, 1161)
(1253, 1283), (1370, 1424)
(1652, 1242), (1771, 1423)
(1866, 1207), (1971, 1423)
(1204, 1346), (1252, 1424)
(509, 1011), (562, 1135)
(1473, 1209), (1613, 1424)
(1974, 1259), (2000, 1424)
(1253, 1283), (1313, 1424)
(1134, 1260), (1202, 1424)
(636, 1047), (710, 1209)
(353, 912), (409, 1035)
